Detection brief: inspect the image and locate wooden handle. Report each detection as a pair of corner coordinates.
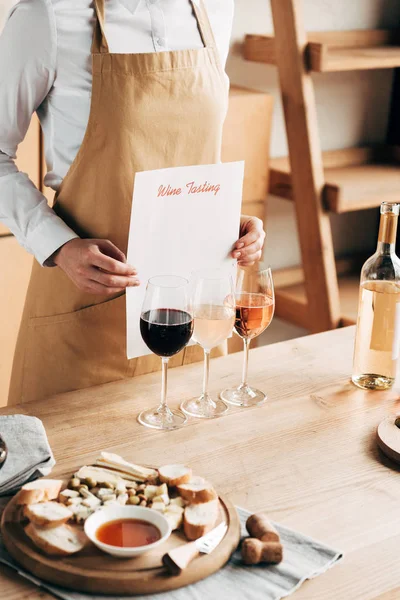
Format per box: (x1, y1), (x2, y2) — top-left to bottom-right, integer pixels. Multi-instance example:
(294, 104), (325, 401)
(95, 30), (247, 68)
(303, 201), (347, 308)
(162, 542), (200, 575)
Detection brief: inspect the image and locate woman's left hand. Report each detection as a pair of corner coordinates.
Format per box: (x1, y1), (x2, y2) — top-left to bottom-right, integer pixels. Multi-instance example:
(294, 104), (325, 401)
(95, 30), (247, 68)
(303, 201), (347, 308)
(232, 215), (266, 266)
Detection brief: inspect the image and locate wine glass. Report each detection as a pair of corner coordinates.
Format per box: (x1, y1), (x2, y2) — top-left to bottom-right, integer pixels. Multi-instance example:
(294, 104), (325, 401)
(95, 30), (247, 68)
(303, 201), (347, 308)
(138, 275), (193, 430)
(220, 266), (274, 407)
(181, 269), (235, 419)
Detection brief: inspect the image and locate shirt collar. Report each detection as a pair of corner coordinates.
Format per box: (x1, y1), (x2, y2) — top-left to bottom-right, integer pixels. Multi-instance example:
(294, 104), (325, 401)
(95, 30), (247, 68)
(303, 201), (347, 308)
(118, 0), (141, 16)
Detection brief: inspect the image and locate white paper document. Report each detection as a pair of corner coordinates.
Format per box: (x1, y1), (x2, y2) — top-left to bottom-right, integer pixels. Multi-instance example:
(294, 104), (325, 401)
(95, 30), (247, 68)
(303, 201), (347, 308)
(126, 161), (244, 359)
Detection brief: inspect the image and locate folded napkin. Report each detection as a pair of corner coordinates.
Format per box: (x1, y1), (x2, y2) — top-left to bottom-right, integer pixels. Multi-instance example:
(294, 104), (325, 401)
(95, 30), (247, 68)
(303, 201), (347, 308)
(0, 415), (56, 496)
(0, 506), (342, 600)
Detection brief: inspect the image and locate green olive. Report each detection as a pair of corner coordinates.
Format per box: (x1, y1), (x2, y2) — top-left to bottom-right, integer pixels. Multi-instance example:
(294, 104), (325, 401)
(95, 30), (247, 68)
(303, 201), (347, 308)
(68, 477), (81, 490)
(128, 496), (140, 505)
(83, 477), (97, 489)
(100, 481), (114, 489)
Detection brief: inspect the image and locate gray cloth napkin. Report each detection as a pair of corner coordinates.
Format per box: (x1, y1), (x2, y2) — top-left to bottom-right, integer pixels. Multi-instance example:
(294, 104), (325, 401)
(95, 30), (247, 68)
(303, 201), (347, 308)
(0, 506), (342, 600)
(0, 415), (56, 496)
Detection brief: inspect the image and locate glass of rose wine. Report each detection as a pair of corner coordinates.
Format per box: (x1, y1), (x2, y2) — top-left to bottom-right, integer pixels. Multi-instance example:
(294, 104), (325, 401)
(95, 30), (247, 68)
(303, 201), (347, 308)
(181, 269), (235, 419)
(220, 266), (274, 407)
(138, 275), (193, 430)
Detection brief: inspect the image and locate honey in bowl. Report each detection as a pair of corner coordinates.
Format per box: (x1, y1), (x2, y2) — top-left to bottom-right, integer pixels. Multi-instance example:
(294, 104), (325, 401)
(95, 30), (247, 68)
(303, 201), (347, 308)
(96, 518), (161, 548)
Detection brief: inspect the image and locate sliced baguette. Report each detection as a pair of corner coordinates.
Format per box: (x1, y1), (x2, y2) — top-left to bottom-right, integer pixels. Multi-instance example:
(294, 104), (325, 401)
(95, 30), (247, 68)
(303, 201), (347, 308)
(165, 509), (184, 531)
(16, 480), (63, 506)
(177, 476), (217, 504)
(25, 502), (73, 529)
(183, 500), (219, 541)
(25, 523), (87, 556)
(159, 465), (192, 487)
(96, 452), (158, 481)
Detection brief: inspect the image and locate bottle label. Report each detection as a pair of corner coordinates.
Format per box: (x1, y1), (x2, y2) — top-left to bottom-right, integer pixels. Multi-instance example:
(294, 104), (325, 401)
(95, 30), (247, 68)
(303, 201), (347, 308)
(392, 303), (400, 360)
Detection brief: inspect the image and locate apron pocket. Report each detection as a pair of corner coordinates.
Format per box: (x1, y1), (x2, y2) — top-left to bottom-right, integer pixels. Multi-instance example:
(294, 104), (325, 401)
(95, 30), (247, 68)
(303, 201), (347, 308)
(22, 294), (130, 402)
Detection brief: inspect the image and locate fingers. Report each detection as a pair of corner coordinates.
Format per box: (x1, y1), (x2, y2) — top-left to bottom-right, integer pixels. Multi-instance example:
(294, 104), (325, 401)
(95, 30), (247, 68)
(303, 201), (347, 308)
(233, 239), (262, 261)
(88, 266), (140, 288)
(234, 229), (260, 253)
(90, 243), (137, 276)
(238, 255), (260, 267)
(232, 218), (266, 263)
(97, 239), (127, 263)
(77, 279), (126, 295)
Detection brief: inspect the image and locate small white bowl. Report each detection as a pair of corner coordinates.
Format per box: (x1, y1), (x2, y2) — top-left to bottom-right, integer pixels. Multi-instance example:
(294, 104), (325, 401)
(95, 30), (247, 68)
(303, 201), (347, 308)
(84, 505), (171, 558)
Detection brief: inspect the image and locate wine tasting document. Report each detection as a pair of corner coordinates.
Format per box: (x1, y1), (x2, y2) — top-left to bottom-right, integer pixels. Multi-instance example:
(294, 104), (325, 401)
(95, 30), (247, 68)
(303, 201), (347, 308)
(126, 161), (244, 359)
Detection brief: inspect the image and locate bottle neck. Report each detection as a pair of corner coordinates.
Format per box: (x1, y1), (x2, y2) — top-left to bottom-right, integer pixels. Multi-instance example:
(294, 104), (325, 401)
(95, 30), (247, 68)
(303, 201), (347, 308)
(377, 212), (398, 255)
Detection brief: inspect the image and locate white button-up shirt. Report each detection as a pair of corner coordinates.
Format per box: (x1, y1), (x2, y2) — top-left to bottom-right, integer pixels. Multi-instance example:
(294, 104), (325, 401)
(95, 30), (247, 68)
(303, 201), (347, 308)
(0, 0), (234, 265)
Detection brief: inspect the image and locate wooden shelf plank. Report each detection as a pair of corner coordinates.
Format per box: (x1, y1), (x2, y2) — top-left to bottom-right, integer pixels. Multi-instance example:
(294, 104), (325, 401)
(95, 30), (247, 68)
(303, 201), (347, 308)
(244, 30), (400, 72)
(269, 146), (400, 213)
(275, 274), (360, 330)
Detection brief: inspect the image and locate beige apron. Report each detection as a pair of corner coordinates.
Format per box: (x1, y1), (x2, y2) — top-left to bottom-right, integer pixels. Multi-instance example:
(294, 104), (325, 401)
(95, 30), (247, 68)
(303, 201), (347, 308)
(8, 0), (229, 405)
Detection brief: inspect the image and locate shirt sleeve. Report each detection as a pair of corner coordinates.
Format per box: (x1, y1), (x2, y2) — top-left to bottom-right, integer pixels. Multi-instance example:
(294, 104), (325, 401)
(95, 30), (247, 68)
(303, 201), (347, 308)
(0, 0), (78, 266)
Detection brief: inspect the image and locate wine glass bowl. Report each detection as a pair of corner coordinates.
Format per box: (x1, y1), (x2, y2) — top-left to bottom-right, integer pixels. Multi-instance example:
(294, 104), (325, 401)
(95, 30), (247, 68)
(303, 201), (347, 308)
(220, 266), (274, 407)
(138, 275), (193, 430)
(181, 269), (235, 419)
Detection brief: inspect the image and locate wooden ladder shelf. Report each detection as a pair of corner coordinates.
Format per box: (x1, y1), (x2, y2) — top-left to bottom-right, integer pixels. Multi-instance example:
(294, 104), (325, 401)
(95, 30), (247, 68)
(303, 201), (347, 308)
(244, 1), (400, 332)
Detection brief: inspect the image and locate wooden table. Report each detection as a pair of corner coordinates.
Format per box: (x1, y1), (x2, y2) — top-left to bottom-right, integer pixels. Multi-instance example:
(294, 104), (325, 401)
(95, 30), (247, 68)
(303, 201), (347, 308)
(1, 326), (400, 600)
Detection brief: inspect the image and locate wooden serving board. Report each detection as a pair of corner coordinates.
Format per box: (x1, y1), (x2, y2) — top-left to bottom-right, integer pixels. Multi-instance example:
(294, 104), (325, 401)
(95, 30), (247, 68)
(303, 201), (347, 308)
(1, 478), (240, 596)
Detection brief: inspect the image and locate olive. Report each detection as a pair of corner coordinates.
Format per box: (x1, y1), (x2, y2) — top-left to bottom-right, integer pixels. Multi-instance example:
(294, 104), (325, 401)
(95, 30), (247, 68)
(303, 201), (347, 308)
(128, 496), (140, 505)
(83, 477), (97, 489)
(68, 477), (81, 490)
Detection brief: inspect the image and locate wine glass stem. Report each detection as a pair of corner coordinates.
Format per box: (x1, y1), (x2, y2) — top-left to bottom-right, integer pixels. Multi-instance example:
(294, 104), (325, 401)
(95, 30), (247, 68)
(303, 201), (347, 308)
(160, 357), (169, 411)
(241, 338), (251, 387)
(203, 349), (211, 397)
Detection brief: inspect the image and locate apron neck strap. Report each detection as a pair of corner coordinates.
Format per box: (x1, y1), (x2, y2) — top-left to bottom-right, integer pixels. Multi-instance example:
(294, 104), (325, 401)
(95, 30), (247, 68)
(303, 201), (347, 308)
(191, 0), (217, 50)
(91, 0), (217, 54)
(92, 0), (110, 54)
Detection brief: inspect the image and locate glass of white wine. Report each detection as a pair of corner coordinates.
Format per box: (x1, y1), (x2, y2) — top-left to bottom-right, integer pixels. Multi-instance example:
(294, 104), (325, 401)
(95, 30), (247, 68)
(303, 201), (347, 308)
(220, 266), (274, 407)
(181, 269), (235, 419)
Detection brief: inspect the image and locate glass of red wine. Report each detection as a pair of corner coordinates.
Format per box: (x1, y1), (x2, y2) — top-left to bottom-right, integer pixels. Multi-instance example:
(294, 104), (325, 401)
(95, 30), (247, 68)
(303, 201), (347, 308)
(138, 275), (193, 430)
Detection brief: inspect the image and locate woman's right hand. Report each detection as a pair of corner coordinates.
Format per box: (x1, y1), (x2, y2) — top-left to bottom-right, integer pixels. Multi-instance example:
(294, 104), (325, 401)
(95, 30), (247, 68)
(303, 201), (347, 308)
(52, 238), (139, 295)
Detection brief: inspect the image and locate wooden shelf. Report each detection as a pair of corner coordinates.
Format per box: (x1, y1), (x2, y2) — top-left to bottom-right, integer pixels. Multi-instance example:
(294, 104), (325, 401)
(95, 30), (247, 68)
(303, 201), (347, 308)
(275, 274), (360, 330)
(244, 29), (400, 72)
(269, 146), (400, 213)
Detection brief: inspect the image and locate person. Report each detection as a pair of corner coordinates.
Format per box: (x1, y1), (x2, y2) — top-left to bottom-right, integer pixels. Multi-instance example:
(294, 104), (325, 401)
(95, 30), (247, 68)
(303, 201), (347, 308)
(0, 0), (266, 405)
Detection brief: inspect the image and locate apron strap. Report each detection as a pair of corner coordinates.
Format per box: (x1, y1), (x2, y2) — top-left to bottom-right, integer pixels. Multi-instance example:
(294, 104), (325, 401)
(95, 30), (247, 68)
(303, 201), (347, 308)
(91, 0), (217, 55)
(191, 0), (218, 50)
(92, 0), (110, 54)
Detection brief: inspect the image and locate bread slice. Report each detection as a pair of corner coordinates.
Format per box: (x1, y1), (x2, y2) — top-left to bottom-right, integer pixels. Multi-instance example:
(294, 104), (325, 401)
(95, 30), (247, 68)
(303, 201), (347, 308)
(25, 502), (73, 529)
(25, 523), (87, 556)
(183, 500), (219, 541)
(165, 508), (184, 531)
(159, 465), (192, 487)
(177, 476), (217, 504)
(16, 480), (63, 506)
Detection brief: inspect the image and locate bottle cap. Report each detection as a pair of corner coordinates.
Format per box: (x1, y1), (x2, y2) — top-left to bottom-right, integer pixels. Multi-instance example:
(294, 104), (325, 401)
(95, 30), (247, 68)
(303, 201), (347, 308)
(381, 202), (400, 216)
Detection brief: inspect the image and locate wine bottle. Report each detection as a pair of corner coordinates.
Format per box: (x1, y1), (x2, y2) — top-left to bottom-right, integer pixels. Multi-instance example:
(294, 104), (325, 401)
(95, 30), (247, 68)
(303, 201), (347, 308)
(352, 202), (400, 390)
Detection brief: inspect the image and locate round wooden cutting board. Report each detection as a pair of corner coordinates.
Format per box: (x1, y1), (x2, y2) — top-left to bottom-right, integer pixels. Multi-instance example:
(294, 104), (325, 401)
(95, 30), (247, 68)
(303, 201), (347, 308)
(1, 478), (240, 596)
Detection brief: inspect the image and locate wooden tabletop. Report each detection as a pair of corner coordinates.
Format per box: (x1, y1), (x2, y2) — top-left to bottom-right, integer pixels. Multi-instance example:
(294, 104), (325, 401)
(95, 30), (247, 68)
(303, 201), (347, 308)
(1, 326), (400, 600)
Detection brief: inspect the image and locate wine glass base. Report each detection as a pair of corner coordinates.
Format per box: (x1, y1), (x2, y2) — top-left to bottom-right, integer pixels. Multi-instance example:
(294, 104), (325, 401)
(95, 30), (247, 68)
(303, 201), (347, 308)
(220, 386), (267, 407)
(181, 395), (229, 419)
(138, 406), (187, 430)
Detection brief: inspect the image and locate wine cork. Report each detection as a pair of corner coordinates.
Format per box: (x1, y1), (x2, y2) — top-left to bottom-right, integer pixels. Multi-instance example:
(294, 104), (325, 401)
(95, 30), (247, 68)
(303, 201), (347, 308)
(241, 538), (283, 565)
(246, 513), (280, 542)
